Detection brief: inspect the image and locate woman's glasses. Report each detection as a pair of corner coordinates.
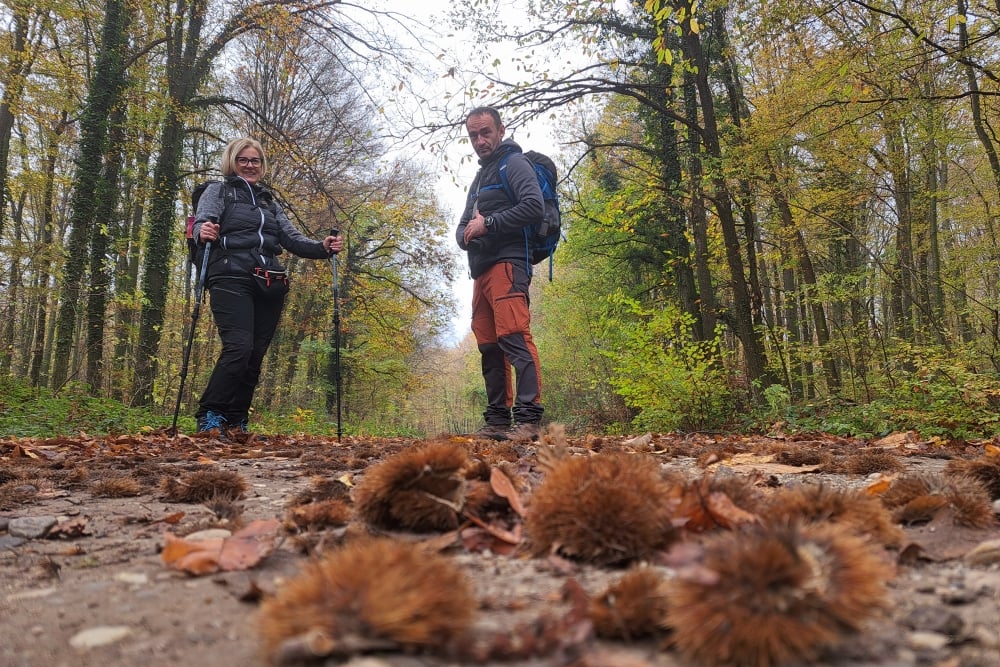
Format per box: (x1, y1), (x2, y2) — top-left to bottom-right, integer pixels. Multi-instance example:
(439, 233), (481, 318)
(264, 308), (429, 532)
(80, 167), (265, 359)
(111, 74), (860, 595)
(237, 157), (262, 166)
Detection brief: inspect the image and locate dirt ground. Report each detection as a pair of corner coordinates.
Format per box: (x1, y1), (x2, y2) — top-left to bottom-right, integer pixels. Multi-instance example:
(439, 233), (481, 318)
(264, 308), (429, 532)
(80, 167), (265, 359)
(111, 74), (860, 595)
(1, 428), (999, 667)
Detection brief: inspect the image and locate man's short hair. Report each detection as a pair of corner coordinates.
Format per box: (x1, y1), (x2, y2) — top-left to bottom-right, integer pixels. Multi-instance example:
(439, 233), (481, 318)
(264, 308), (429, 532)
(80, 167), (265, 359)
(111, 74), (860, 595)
(466, 106), (502, 128)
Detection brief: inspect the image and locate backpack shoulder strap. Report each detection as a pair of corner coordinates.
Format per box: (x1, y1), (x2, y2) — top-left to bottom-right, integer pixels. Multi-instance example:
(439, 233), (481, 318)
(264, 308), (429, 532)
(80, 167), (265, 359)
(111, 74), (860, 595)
(496, 151), (522, 202)
(216, 180), (238, 228)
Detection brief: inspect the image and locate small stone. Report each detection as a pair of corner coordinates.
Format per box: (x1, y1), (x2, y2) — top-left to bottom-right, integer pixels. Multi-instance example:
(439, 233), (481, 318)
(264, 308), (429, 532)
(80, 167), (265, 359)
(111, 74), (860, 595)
(184, 528), (232, 541)
(69, 626), (132, 649)
(114, 572), (149, 586)
(971, 624), (1000, 649)
(965, 538), (1000, 567)
(8, 516), (58, 539)
(938, 585), (978, 604)
(907, 631), (950, 651)
(712, 464), (737, 479)
(623, 432), (653, 450)
(902, 605), (964, 636)
(0, 535), (26, 549)
(5, 586), (58, 602)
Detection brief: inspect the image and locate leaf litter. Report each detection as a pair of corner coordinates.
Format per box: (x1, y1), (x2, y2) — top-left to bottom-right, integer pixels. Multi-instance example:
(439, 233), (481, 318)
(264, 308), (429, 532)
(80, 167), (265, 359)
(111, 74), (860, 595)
(0, 428), (999, 666)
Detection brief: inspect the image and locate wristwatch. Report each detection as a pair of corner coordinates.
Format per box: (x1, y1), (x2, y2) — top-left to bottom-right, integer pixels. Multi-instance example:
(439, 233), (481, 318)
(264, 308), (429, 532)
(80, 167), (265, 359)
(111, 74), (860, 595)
(484, 215), (496, 232)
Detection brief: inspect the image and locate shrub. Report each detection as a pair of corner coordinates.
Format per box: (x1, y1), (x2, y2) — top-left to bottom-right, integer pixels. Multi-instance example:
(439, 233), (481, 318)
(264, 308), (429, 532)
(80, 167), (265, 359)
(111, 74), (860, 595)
(603, 297), (734, 432)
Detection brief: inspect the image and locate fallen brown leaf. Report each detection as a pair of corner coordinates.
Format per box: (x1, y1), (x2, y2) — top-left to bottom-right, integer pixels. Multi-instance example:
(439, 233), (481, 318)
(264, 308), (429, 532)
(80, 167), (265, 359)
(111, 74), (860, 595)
(459, 526), (520, 555)
(161, 518), (281, 575)
(462, 511), (522, 545)
(704, 491), (759, 529)
(865, 476), (894, 495)
(489, 466), (525, 516)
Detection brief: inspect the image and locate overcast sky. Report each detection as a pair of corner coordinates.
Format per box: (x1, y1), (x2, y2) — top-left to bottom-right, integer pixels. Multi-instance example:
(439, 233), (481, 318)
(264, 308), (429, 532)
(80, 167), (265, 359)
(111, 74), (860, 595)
(378, 0), (563, 344)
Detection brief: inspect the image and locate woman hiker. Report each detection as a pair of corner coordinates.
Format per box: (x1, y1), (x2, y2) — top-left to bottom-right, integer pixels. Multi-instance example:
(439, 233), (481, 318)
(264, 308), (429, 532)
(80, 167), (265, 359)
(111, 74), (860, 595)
(191, 136), (343, 435)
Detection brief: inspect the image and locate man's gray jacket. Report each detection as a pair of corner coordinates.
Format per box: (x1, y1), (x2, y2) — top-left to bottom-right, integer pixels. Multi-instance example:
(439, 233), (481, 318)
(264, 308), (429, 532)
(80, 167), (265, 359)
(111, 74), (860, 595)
(456, 139), (544, 279)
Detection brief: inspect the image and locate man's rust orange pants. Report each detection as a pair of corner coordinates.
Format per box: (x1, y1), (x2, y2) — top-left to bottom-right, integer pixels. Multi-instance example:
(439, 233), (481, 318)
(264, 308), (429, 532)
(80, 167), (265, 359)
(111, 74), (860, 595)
(471, 262), (544, 426)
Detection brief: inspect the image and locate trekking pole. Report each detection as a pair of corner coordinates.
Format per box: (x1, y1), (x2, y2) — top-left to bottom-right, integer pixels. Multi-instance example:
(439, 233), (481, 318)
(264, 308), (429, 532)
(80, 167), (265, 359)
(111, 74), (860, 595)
(171, 241), (212, 436)
(328, 228), (342, 441)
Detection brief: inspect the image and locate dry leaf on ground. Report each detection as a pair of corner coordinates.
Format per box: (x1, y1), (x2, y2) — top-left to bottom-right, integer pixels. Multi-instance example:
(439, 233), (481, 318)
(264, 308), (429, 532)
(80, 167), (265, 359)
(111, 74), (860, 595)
(161, 518), (282, 575)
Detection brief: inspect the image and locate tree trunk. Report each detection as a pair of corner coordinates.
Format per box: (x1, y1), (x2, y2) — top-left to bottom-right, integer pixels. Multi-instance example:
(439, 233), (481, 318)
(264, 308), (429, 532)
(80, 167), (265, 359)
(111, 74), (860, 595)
(28, 120), (66, 386)
(957, 0), (1000, 250)
(647, 61), (701, 339)
(132, 0), (212, 405)
(884, 121), (915, 344)
(677, 9), (774, 388)
(112, 152), (149, 401)
(0, 5), (31, 240)
(51, 0), (130, 390)
(133, 116), (185, 405)
(766, 152), (841, 391)
(85, 106), (128, 389)
(683, 71), (717, 340)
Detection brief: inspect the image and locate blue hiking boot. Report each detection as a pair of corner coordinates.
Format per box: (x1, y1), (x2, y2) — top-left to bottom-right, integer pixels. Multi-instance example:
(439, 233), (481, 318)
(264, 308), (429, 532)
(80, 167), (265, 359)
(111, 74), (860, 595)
(197, 410), (228, 435)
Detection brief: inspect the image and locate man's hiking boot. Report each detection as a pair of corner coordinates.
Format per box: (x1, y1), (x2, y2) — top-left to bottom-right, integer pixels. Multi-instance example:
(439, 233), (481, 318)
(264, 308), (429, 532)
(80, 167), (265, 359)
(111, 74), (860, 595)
(506, 422), (540, 442)
(197, 410), (228, 437)
(472, 423), (510, 440)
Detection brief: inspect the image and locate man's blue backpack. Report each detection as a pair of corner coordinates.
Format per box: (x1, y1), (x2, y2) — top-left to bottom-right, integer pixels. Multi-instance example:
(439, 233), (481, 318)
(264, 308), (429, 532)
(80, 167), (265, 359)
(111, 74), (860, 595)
(497, 150), (562, 279)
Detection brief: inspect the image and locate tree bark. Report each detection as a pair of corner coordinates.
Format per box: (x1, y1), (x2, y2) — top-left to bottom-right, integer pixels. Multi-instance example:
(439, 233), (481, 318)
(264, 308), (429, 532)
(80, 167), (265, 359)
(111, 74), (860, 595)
(0, 3), (31, 240)
(51, 0), (130, 390)
(683, 71), (717, 340)
(677, 7), (774, 388)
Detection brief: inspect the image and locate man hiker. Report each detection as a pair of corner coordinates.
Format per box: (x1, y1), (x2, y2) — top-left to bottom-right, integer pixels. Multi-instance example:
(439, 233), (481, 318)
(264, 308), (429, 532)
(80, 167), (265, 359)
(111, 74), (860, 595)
(456, 106), (545, 441)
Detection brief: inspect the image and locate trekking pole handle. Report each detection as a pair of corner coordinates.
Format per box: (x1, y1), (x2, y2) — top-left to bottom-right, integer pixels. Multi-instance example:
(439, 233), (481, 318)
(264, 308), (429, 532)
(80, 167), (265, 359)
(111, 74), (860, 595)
(327, 228), (340, 257)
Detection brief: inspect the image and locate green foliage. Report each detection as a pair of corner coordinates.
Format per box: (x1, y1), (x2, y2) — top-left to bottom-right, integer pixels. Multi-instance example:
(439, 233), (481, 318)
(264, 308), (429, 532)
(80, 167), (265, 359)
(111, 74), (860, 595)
(0, 378), (162, 437)
(532, 279), (632, 433)
(759, 383), (793, 421)
(750, 342), (1000, 439)
(602, 295), (734, 432)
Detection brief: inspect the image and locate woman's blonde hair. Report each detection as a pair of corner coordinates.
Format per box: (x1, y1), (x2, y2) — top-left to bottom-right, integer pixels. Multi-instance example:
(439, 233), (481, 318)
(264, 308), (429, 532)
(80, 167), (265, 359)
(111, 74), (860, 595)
(220, 137), (267, 178)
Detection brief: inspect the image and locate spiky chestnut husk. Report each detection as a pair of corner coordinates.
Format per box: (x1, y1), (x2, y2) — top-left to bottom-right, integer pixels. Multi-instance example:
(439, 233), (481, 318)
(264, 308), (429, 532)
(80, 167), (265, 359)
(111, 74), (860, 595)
(290, 476), (353, 507)
(284, 498), (352, 531)
(353, 441), (470, 532)
(89, 475), (144, 498)
(762, 483), (904, 547)
(881, 473), (996, 528)
(158, 469), (248, 503)
(258, 537), (475, 662)
(589, 567), (670, 640)
(842, 450), (903, 475)
(524, 452), (679, 565)
(666, 522), (893, 667)
(946, 456), (1000, 500)
(773, 446), (832, 468)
